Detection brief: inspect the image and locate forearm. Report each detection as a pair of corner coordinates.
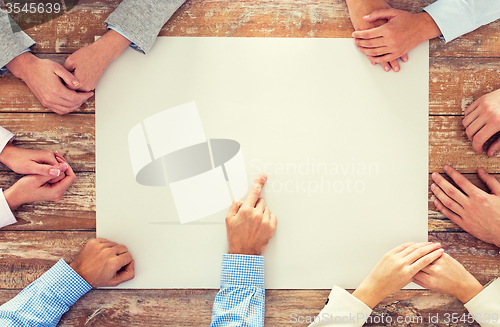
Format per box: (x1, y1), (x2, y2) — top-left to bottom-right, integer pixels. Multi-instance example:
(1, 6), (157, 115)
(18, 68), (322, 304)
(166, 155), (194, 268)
(5, 51), (38, 80)
(210, 254), (265, 326)
(345, 0), (390, 30)
(0, 259), (91, 326)
(95, 30), (131, 63)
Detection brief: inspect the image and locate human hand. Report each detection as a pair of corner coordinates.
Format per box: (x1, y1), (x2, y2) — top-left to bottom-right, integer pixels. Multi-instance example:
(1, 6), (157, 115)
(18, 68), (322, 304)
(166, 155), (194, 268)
(70, 238), (135, 287)
(345, 0), (407, 72)
(5, 52), (93, 115)
(413, 253), (484, 303)
(352, 242), (443, 308)
(463, 88), (500, 156)
(431, 165), (500, 248)
(0, 143), (67, 178)
(64, 30), (131, 92)
(352, 9), (441, 64)
(226, 173), (277, 255)
(3, 153), (76, 210)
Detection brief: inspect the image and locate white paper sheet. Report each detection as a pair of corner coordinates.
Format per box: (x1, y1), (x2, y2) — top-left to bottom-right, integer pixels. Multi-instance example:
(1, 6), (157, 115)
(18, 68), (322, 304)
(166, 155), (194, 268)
(96, 37), (429, 289)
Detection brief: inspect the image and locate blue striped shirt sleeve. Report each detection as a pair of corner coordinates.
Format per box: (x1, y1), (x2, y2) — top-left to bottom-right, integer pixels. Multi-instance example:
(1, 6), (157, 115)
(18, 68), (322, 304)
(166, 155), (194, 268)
(210, 254), (265, 327)
(0, 259), (92, 327)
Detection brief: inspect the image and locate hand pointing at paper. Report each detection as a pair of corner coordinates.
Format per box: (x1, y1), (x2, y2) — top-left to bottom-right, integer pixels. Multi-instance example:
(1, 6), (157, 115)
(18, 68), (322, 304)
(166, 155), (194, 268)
(226, 173), (277, 256)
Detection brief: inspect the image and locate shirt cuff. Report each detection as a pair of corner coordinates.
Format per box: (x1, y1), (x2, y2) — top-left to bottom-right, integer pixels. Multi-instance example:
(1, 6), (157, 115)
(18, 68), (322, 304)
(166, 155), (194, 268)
(0, 48), (31, 76)
(37, 259), (92, 306)
(0, 189), (16, 228)
(423, 0), (473, 43)
(310, 286), (372, 326)
(0, 126), (14, 153)
(220, 254), (264, 287)
(106, 24), (144, 54)
(464, 278), (500, 315)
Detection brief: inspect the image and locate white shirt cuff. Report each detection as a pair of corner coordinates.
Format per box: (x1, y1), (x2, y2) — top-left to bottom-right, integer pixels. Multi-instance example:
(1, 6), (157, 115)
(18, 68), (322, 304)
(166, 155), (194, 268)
(464, 278), (500, 326)
(0, 189), (16, 228)
(424, 0), (474, 42)
(308, 286), (373, 326)
(0, 126), (14, 154)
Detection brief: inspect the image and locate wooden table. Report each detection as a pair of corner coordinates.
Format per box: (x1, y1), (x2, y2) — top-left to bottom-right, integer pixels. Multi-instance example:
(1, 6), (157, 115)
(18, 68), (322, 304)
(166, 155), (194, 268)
(1, 0), (500, 325)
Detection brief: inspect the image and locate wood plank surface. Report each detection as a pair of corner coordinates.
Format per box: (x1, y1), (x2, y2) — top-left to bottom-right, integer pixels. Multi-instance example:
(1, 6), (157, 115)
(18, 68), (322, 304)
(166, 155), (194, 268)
(1, 0), (500, 325)
(0, 232), (496, 326)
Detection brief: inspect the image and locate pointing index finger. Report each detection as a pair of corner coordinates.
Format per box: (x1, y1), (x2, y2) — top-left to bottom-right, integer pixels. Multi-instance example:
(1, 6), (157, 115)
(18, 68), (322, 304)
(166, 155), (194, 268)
(242, 173), (267, 209)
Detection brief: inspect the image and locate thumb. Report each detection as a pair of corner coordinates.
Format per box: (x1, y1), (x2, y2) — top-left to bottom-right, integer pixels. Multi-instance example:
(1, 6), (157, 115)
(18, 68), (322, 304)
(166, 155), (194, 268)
(487, 137), (500, 157)
(31, 174), (58, 187)
(363, 8), (399, 22)
(477, 168), (500, 195)
(53, 64), (80, 90)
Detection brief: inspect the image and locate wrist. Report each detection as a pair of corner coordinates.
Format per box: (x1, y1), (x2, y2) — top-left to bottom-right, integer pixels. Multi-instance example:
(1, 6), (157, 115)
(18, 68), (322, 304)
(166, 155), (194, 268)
(97, 30), (132, 63)
(352, 283), (385, 309)
(416, 12), (442, 42)
(3, 187), (23, 210)
(5, 52), (38, 81)
(456, 279), (484, 304)
(0, 142), (14, 166)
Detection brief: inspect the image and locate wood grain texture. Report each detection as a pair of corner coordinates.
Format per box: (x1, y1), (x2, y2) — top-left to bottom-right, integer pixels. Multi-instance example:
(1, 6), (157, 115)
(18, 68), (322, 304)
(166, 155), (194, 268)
(1, 0), (500, 325)
(0, 0), (494, 57)
(0, 232), (495, 326)
(0, 113), (95, 172)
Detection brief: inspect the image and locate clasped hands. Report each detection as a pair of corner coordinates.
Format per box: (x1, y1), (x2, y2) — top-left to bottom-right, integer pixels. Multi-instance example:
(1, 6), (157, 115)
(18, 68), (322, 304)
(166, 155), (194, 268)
(5, 30), (131, 115)
(0, 143), (76, 210)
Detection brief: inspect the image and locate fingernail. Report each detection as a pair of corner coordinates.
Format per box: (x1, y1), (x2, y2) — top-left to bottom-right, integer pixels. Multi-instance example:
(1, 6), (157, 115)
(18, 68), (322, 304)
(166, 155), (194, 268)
(352, 32), (355, 38)
(431, 172), (437, 180)
(49, 169), (60, 177)
(431, 183), (436, 190)
(259, 173), (267, 182)
(394, 66), (399, 72)
(59, 163), (69, 170)
(384, 66), (390, 72)
(73, 80), (79, 86)
(363, 15), (369, 18)
(443, 165), (449, 172)
(434, 199), (439, 206)
(55, 151), (60, 154)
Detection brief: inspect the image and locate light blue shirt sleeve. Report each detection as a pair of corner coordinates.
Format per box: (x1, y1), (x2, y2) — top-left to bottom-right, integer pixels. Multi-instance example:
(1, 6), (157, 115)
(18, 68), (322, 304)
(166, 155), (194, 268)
(0, 48), (31, 76)
(107, 24), (144, 54)
(211, 254), (265, 327)
(424, 0), (500, 42)
(0, 259), (92, 326)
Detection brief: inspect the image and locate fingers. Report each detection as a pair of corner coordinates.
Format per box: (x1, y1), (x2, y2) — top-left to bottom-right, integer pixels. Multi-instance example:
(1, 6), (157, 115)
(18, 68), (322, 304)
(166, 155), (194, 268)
(412, 271), (430, 289)
(390, 242), (415, 255)
(442, 165), (478, 196)
(399, 242), (436, 258)
(53, 63), (80, 90)
(400, 54), (409, 62)
(411, 247), (444, 273)
(471, 126), (495, 154)
(462, 108), (480, 129)
(241, 173), (267, 211)
(255, 198), (266, 212)
(477, 167), (500, 194)
(111, 260), (135, 286)
(354, 37), (385, 49)
(357, 46), (389, 57)
(487, 137), (500, 157)
(367, 53), (400, 64)
(269, 213), (277, 230)
(389, 59), (400, 72)
(361, 8), (399, 23)
(114, 244), (129, 255)
(464, 97), (481, 116)
(63, 56), (77, 74)
(434, 198), (465, 228)
(379, 61), (392, 72)
(226, 201), (242, 218)
(352, 26), (384, 40)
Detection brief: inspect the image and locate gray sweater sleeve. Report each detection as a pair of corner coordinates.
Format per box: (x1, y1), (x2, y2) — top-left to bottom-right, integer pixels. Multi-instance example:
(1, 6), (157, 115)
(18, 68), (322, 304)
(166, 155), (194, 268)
(0, 10), (35, 74)
(104, 0), (186, 54)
